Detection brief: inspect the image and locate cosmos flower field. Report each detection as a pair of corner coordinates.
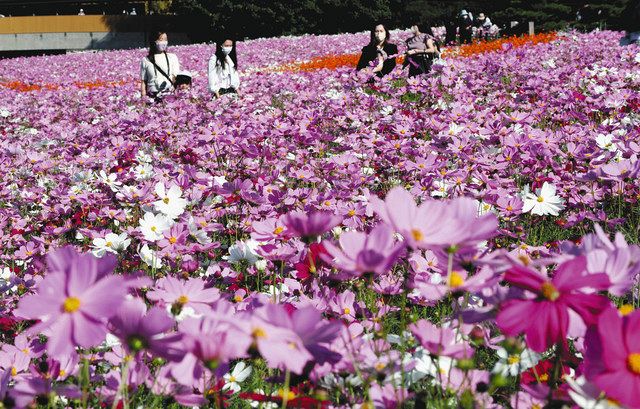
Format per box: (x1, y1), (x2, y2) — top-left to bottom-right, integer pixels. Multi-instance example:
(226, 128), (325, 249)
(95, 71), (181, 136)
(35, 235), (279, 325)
(0, 29), (640, 408)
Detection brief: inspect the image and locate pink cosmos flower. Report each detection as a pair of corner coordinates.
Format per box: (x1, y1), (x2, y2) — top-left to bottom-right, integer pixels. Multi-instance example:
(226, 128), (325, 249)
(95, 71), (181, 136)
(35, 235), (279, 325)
(109, 298), (182, 359)
(282, 210), (342, 241)
(409, 320), (473, 359)
(371, 187), (498, 251)
(171, 312), (251, 387)
(146, 276), (221, 316)
(14, 247), (128, 357)
(496, 256), (610, 352)
(584, 307), (640, 408)
(322, 223), (404, 278)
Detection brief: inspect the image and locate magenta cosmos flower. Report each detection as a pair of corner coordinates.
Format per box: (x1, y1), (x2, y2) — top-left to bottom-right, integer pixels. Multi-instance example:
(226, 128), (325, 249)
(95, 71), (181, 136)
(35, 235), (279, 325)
(584, 307), (640, 408)
(371, 187), (498, 251)
(282, 210), (342, 241)
(14, 247), (128, 357)
(109, 298), (182, 360)
(322, 223), (404, 278)
(496, 256), (610, 352)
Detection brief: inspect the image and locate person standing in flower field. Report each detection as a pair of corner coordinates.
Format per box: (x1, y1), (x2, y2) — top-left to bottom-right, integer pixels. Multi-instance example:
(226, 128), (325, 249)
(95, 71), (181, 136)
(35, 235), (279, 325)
(356, 24), (398, 80)
(404, 23), (439, 77)
(458, 10), (474, 44)
(208, 38), (240, 98)
(140, 31), (181, 101)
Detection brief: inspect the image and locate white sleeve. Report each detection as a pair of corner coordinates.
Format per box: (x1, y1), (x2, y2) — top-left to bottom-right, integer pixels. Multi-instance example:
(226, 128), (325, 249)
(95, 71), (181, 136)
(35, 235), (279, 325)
(230, 60), (240, 90)
(140, 59), (148, 81)
(208, 55), (220, 93)
(170, 54), (180, 77)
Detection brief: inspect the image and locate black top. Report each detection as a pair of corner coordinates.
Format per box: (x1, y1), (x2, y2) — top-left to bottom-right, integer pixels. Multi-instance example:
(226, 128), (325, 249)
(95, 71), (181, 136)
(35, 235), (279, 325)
(356, 42), (398, 78)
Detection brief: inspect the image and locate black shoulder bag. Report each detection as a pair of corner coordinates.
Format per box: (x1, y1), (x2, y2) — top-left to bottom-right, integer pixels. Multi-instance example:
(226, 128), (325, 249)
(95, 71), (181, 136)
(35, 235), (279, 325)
(147, 53), (175, 90)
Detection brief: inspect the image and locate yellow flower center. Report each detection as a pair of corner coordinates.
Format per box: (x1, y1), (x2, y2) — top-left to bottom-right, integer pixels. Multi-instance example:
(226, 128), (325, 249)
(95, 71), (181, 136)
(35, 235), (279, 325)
(233, 294), (243, 303)
(176, 295), (189, 305)
(273, 226), (284, 235)
(288, 342), (298, 350)
(448, 272), (465, 288)
(375, 362), (386, 371)
(163, 197), (170, 204)
(540, 282), (559, 301)
(277, 389), (296, 400)
(169, 236), (177, 244)
(537, 196), (544, 203)
(343, 307), (351, 315)
(150, 226), (157, 232)
(228, 375), (236, 383)
(11, 367), (17, 376)
(507, 355), (520, 365)
(619, 304), (634, 316)
(506, 205), (513, 211)
(59, 369), (66, 377)
(62, 297), (81, 313)
(324, 200), (331, 206)
(252, 327), (267, 339)
(411, 229), (424, 242)
(348, 210), (356, 217)
(539, 373), (549, 382)
(105, 241), (113, 248)
(627, 353), (640, 374)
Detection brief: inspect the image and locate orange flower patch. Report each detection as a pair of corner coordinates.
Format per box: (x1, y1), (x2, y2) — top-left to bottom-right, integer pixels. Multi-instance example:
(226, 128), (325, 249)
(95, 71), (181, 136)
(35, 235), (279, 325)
(274, 32), (558, 73)
(0, 79), (127, 93)
(443, 32), (558, 58)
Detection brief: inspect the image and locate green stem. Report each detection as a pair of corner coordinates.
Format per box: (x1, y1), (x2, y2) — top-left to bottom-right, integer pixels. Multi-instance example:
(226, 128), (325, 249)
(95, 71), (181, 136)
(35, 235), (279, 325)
(281, 369), (291, 409)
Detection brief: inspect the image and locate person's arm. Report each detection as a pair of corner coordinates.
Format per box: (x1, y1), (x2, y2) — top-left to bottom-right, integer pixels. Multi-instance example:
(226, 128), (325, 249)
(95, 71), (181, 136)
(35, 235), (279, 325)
(208, 56), (221, 97)
(230, 63), (240, 93)
(356, 47), (371, 71)
(140, 59), (147, 98)
(424, 38), (437, 54)
(171, 54), (180, 83)
(380, 44), (397, 76)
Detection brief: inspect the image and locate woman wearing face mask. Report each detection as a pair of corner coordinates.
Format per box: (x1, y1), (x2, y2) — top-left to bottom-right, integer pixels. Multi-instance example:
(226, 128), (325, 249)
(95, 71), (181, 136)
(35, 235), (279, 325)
(356, 24), (398, 79)
(208, 38), (239, 98)
(404, 23), (439, 77)
(140, 31), (181, 100)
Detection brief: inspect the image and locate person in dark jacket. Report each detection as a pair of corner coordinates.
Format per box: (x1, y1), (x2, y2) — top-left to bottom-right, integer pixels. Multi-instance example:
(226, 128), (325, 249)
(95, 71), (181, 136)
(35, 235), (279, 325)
(356, 24), (398, 80)
(458, 10), (474, 44)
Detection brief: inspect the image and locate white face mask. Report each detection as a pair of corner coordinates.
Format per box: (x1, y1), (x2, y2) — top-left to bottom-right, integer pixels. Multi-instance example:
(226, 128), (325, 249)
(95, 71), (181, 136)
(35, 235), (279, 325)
(156, 41), (168, 52)
(222, 46), (233, 55)
(375, 32), (386, 43)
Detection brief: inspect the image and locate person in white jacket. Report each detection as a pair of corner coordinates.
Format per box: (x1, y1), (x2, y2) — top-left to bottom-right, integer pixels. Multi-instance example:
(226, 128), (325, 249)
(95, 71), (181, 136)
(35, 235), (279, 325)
(208, 39), (240, 98)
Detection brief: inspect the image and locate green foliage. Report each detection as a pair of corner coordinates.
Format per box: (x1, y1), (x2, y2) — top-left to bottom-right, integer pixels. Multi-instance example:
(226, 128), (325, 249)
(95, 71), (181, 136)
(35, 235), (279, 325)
(166, 0), (634, 40)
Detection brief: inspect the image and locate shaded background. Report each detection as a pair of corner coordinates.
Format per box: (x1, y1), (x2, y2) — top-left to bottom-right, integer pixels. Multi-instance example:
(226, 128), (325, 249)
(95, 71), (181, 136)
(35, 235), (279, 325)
(0, 0), (637, 41)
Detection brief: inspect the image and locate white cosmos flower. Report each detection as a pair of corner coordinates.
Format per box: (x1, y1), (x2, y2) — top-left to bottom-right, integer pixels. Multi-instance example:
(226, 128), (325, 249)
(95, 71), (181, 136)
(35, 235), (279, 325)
(595, 134), (617, 152)
(91, 232), (131, 257)
(0, 266), (17, 294)
(99, 170), (121, 192)
(492, 348), (539, 377)
(153, 182), (187, 219)
(565, 376), (620, 409)
(224, 240), (260, 265)
(133, 163), (154, 180)
(138, 244), (163, 269)
(187, 217), (211, 245)
(222, 362), (252, 393)
(635, 53), (640, 64)
(521, 182), (565, 216)
(138, 212), (172, 242)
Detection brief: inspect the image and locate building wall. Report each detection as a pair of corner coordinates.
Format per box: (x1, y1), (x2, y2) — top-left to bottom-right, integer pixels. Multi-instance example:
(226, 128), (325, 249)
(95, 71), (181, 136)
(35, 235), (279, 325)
(0, 15), (191, 51)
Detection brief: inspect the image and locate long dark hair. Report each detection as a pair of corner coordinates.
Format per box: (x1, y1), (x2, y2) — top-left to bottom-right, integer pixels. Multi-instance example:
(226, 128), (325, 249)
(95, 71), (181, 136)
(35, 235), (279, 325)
(215, 38), (238, 70)
(368, 23), (391, 47)
(147, 31), (166, 58)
